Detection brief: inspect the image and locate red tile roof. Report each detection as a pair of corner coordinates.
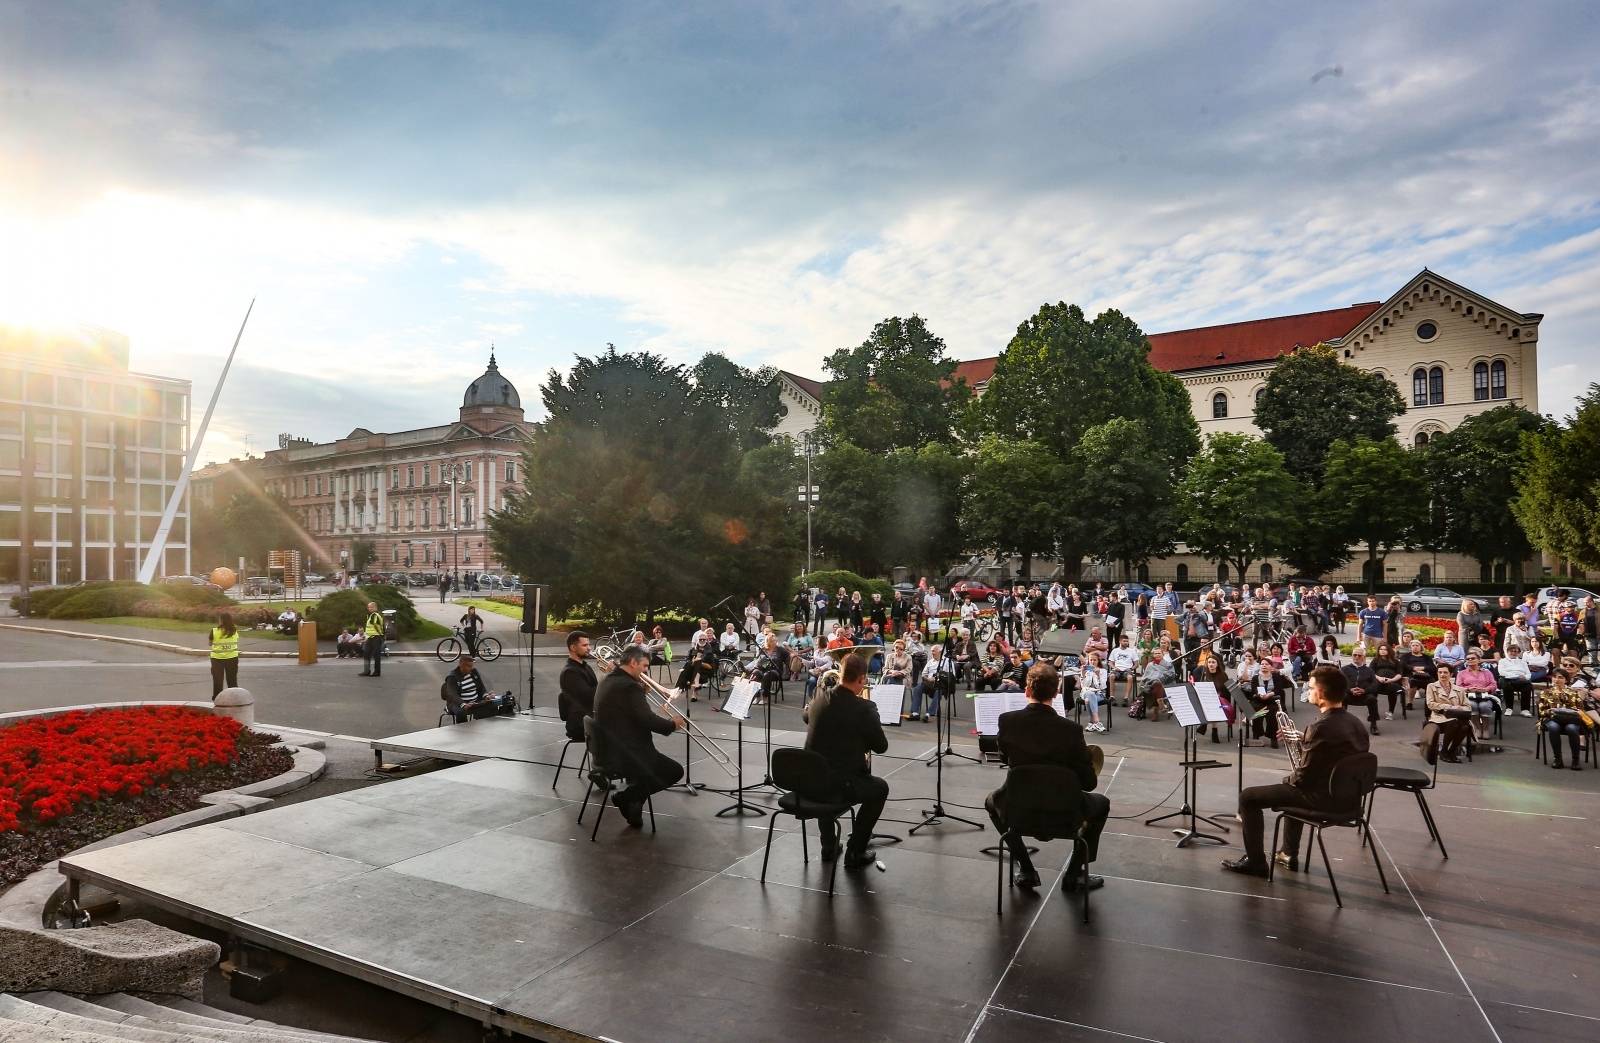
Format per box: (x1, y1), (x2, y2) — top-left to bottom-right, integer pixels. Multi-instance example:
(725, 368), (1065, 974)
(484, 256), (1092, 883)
(781, 302), (1383, 398)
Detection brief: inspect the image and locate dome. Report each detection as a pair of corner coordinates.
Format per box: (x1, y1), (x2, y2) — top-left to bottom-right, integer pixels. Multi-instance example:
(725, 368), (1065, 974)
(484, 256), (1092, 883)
(462, 350), (521, 409)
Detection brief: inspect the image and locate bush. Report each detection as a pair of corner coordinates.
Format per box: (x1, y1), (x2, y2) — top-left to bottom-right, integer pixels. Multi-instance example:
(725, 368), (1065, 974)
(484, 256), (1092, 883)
(786, 570), (894, 604)
(50, 585), (153, 619)
(158, 584), (232, 608)
(307, 584), (421, 639)
(21, 581), (230, 620)
(15, 581), (145, 617)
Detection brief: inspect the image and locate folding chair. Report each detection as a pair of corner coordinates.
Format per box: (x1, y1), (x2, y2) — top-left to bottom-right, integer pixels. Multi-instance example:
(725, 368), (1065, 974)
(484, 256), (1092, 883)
(576, 716), (656, 841)
(1270, 752), (1389, 908)
(760, 748), (857, 897)
(1365, 724), (1448, 858)
(992, 765), (1094, 923)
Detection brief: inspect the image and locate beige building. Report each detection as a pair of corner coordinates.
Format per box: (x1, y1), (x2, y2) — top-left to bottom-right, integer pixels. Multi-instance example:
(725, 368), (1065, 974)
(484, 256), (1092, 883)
(775, 270), (1544, 585)
(255, 352), (530, 579)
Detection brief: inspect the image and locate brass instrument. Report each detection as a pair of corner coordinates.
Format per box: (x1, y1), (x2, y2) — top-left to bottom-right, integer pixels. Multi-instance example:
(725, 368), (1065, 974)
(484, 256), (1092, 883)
(1275, 708), (1305, 772)
(1088, 744), (1105, 779)
(591, 643), (739, 778)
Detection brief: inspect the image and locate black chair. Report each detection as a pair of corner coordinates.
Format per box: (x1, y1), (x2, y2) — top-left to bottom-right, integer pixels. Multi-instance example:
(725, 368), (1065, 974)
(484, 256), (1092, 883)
(1534, 709), (1597, 767)
(993, 764), (1094, 923)
(1365, 726), (1448, 858)
(551, 735), (590, 791)
(1269, 752), (1389, 908)
(760, 748), (856, 897)
(576, 716), (656, 841)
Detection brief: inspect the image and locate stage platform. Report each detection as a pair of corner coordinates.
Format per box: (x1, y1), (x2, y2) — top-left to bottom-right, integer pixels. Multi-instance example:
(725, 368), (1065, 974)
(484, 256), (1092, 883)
(60, 712), (1600, 1043)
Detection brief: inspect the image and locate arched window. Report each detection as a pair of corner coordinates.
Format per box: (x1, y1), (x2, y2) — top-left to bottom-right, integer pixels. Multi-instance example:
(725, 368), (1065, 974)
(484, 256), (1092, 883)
(1417, 563), (1431, 584)
(1254, 387), (1264, 411)
(1429, 366), (1444, 405)
(1414, 431), (1430, 448)
(1137, 564), (1150, 583)
(1490, 360), (1507, 399)
(1176, 563), (1189, 584)
(1480, 562), (1493, 583)
(1217, 563), (1230, 583)
(1260, 563), (1273, 582)
(1473, 362), (1489, 401)
(1493, 562), (1507, 584)
(1212, 392), (1228, 419)
(1412, 368), (1428, 406)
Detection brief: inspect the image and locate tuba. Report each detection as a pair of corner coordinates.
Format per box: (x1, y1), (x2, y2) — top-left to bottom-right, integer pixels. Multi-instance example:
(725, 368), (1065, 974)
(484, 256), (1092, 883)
(1276, 709), (1305, 772)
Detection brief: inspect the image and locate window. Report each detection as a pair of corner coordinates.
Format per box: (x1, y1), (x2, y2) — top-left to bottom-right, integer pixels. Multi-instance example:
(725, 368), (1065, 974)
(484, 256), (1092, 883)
(1414, 431), (1430, 448)
(464, 462), (473, 482)
(1260, 563), (1272, 583)
(1217, 563), (1230, 583)
(406, 465), (414, 488)
(1490, 360), (1507, 399)
(393, 545), (401, 564)
(1415, 320), (1439, 342)
(1253, 388), (1264, 411)
(1473, 362), (1489, 401)
(463, 500), (474, 525)
(1428, 366), (1444, 405)
(421, 503), (430, 528)
(391, 467), (399, 489)
(390, 507), (398, 529)
(1175, 563), (1188, 584)
(1211, 392), (1228, 419)
(505, 461), (515, 483)
(1412, 368), (1428, 406)
(423, 464), (431, 486)
(1417, 563), (1430, 584)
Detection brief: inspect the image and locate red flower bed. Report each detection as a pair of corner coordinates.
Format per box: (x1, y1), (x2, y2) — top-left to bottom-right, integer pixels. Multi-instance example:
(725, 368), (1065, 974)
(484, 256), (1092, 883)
(0, 706), (247, 834)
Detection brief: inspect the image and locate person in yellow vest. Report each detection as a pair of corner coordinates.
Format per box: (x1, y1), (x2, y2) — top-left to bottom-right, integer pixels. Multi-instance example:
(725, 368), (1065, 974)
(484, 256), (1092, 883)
(360, 600), (386, 678)
(209, 612), (239, 699)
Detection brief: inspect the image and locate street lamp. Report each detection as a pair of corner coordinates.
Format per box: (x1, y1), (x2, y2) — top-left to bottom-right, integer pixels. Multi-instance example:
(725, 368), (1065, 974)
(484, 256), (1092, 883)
(442, 463), (465, 584)
(798, 432), (820, 576)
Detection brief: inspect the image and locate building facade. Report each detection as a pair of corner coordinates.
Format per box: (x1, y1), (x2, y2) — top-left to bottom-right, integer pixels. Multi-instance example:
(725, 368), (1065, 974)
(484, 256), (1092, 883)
(0, 326), (192, 587)
(256, 353), (530, 578)
(774, 270), (1545, 585)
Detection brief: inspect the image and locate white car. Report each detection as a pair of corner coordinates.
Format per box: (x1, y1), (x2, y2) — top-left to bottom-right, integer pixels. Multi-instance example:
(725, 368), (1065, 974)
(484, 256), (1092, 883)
(1534, 585), (1598, 618)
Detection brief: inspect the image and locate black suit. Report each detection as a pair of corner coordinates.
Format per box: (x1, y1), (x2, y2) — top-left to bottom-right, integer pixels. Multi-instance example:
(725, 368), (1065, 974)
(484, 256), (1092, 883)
(592, 671), (683, 806)
(1236, 706), (1369, 865)
(987, 702), (1109, 877)
(558, 657), (598, 742)
(804, 686), (890, 854)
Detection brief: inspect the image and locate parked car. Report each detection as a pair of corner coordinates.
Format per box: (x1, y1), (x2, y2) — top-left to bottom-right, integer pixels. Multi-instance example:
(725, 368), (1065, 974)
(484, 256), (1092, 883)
(1397, 586), (1466, 614)
(1118, 582), (1159, 603)
(950, 580), (1004, 605)
(1534, 585), (1599, 619)
(304, 573), (326, 585)
(244, 576), (285, 597)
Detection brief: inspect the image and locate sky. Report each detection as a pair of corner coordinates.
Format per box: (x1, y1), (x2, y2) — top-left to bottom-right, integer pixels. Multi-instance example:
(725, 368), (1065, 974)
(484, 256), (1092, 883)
(2, 0), (1597, 463)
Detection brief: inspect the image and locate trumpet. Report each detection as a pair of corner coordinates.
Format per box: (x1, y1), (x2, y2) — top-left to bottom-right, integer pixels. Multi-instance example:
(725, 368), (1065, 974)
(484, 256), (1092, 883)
(1276, 709), (1305, 772)
(592, 644), (739, 778)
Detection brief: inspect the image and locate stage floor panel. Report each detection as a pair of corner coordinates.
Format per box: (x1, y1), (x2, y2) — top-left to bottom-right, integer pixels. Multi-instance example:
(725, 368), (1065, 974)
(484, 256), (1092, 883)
(61, 720), (1600, 1043)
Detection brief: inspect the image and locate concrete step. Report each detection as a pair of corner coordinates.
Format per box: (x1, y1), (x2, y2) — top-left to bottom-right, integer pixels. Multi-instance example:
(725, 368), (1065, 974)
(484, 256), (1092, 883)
(0, 1018), (132, 1043)
(3, 993), (381, 1043)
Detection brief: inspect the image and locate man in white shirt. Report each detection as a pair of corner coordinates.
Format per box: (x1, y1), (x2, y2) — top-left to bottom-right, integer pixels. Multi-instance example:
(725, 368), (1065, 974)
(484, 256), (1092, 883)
(909, 645), (953, 722)
(1108, 635), (1140, 679)
(923, 588), (943, 621)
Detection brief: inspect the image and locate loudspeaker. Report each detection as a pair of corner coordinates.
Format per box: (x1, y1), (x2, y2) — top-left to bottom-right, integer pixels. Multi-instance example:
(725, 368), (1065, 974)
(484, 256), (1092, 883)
(522, 583), (548, 634)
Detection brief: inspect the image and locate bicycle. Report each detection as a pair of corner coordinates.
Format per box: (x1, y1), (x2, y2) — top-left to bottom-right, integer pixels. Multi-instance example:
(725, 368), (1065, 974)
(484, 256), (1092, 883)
(436, 627), (501, 663)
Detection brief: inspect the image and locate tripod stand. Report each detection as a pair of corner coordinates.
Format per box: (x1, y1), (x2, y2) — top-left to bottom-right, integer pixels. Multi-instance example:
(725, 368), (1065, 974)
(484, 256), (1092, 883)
(668, 672), (704, 796)
(1146, 724), (1230, 847)
(909, 667), (984, 835)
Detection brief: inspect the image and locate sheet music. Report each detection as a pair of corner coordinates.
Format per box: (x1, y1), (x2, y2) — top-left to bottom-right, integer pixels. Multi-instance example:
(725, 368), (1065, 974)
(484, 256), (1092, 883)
(1190, 681), (1230, 723)
(870, 683), (905, 726)
(1163, 684), (1203, 727)
(720, 678), (758, 721)
(975, 694), (1006, 736)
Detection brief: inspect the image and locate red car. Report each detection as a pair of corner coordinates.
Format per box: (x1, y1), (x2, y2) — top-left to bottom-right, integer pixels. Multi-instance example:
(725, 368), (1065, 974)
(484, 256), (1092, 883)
(951, 580), (1005, 605)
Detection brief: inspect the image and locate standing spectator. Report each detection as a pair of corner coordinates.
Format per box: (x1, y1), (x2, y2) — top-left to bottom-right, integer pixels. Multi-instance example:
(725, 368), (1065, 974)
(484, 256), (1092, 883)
(998, 587), (1017, 643)
(1385, 595), (1404, 649)
(757, 591), (772, 623)
(848, 591), (865, 632)
(834, 586), (850, 629)
(869, 592), (888, 634)
(1517, 592), (1540, 631)
(922, 585), (943, 625)
(1551, 592), (1583, 658)
(743, 597), (762, 648)
(1582, 595), (1600, 667)
(1356, 595), (1386, 653)
(890, 590), (909, 637)
(813, 588), (829, 638)
(1502, 614), (1534, 659)
(209, 612), (240, 699)
(1456, 599), (1486, 649)
(794, 588), (811, 627)
(1488, 595), (1519, 653)
(1330, 586), (1351, 633)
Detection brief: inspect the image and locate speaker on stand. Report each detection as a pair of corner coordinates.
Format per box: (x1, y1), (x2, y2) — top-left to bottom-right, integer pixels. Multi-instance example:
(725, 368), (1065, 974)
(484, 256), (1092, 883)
(521, 584), (548, 713)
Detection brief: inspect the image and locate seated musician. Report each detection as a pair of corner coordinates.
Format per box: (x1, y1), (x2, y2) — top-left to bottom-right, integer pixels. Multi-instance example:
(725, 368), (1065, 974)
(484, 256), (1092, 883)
(802, 653), (890, 870)
(1425, 664), (1474, 763)
(1538, 671), (1592, 771)
(558, 630), (599, 743)
(592, 645), (685, 828)
(440, 653), (513, 721)
(1223, 665), (1368, 878)
(986, 663), (1108, 891)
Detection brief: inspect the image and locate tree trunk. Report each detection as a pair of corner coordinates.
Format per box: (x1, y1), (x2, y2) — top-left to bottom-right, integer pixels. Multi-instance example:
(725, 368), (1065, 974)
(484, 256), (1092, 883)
(1511, 556), (1526, 597)
(1365, 543), (1381, 597)
(1019, 552), (1033, 583)
(1059, 554), (1084, 584)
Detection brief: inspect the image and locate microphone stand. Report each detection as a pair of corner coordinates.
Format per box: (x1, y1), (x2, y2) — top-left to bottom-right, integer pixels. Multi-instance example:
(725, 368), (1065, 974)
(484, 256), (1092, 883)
(909, 647), (983, 835)
(668, 664), (704, 796)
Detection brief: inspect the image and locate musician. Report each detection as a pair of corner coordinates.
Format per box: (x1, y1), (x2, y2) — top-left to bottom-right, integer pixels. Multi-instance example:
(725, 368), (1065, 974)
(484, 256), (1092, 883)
(986, 663), (1107, 891)
(1538, 672), (1589, 770)
(590, 645), (685, 827)
(1223, 665), (1368, 878)
(558, 631), (599, 743)
(802, 653), (889, 869)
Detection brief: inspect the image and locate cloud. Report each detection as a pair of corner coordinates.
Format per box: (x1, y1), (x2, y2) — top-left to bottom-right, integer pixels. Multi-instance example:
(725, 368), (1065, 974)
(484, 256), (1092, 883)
(1, 0), (1597, 447)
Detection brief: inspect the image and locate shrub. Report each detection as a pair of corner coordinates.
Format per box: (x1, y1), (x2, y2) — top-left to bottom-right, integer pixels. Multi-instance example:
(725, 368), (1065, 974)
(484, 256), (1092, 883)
(157, 584), (232, 608)
(786, 570), (894, 604)
(50, 585), (153, 619)
(307, 584), (421, 639)
(16, 581), (145, 617)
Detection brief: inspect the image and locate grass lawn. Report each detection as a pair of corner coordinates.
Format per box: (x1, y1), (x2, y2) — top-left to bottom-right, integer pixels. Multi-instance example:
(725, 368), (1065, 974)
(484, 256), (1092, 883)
(453, 597), (523, 620)
(450, 598), (699, 631)
(89, 615), (452, 643)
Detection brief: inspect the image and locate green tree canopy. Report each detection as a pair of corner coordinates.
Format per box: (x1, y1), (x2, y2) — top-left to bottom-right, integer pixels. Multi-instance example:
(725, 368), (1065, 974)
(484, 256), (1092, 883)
(820, 315), (972, 453)
(960, 437), (1066, 581)
(490, 347), (798, 623)
(810, 440), (964, 577)
(1254, 344), (1407, 483)
(1425, 405), (1556, 590)
(691, 353), (781, 452)
(213, 490), (304, 571)
(1321, 436), (1429, 594)
(1178, 433), (1299, 585)
(1513, 384), (1600, 570)
(1064, 418), (1179, 576)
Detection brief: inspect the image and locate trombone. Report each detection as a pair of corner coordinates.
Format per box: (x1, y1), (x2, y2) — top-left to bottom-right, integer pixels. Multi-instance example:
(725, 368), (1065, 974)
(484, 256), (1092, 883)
(593, 643), (739, 777)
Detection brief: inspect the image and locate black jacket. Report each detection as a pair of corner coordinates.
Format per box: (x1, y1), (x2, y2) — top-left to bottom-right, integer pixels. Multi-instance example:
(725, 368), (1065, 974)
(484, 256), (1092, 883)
(593, 671), (675, 771)
(440, 667), (488, 710)
(1291, 706), (1370, 794)
(558, 657), (598, 724)
(805, 686), (888, 783)
(996, 702), (1096, 793)
(1341, 663), (1378, 700)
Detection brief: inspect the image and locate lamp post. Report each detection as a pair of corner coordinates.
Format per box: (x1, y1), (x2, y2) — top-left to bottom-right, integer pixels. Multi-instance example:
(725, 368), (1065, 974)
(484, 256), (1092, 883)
(442, 463), (465, 584)
(799, 432), (820, 576)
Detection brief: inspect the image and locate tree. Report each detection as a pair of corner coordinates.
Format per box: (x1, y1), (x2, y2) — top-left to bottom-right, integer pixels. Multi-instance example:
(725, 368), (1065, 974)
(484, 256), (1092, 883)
(691, 353), (781, 452)
(970, 303), (1199, 575)
(1321, 436), (1429, 594)
(1277, 505), (1353, 580)
(1425, 405), (1556, 590)
(490, 347), (798, 624)
(1254, 344), (1407, 483)
(1178, 434), (1299, 585)
(820, 315), (972, 452)
(811, 441), (888, 576)
(215, 491), (303, 571)
(1064, 419), (1179, 578)
(350, 539), (376, 575)
(881, 443), (965, 575)
(960, 438), (1067, 581)
(1514, 384), (1600, 571)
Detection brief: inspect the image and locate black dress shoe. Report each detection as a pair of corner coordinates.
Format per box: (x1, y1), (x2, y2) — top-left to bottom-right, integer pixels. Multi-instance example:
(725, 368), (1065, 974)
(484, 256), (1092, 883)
(617, 796), (644, 829)
(1221, 856), (1268, 878)
(843, 846), (878, 870)
(1273, 851), (1300, 872)
(1063, 873), (1105, 892)
(1013, 870), (1042, 890)
(1370, 723), (1380, 735)
(359, 671), (370, 677)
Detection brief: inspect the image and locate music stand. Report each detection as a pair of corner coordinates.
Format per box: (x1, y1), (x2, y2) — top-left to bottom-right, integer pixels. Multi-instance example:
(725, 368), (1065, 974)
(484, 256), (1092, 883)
(668, 676), (704, 796)
(1145, 682), (1231, 847)
(711, 678), (766, 818)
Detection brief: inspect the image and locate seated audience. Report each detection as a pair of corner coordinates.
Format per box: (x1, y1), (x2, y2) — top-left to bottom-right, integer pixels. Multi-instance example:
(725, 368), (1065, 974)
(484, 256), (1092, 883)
(1425, 664), (1474, 762)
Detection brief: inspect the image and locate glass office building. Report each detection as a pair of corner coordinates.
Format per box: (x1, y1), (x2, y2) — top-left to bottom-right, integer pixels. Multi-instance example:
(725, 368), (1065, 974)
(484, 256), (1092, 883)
(0, 327), (191, 586)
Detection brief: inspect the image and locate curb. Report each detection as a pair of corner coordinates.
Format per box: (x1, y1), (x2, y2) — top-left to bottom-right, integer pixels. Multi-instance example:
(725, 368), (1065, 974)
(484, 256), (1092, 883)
(0, 710), (329, 929)
(0, 622), (562, 658)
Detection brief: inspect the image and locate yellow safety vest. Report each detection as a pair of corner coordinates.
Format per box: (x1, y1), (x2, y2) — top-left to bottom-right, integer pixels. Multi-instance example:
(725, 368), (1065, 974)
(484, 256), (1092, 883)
(210, 627), (239, 660)
(364, 612), (385, 638)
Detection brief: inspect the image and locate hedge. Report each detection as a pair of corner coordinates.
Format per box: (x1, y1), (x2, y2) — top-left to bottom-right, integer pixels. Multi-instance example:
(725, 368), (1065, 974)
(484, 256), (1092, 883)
(307, 584), (423, 639)
(785, 570), (895, 604)
(16, 581), (231, 620)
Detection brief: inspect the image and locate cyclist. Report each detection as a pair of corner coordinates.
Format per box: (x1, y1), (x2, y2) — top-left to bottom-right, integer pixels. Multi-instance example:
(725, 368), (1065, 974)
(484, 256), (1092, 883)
(458, 605), (484, 655)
